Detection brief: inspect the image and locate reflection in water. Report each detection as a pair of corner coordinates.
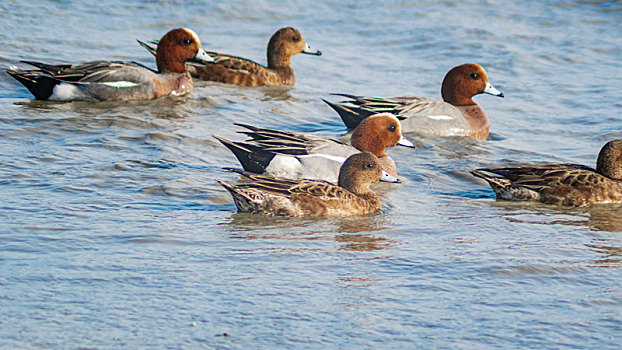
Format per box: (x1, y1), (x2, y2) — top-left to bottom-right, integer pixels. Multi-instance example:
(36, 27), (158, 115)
(586, 243), (622, 269)
(482, 201), (622, 268)
(222, 213), (395, 252)
(585, 206), (622, 232)
(335, 234), (394, 252)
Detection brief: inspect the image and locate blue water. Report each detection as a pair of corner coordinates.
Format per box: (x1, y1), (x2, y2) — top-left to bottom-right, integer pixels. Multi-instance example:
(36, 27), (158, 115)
(1, 1), (621, 348)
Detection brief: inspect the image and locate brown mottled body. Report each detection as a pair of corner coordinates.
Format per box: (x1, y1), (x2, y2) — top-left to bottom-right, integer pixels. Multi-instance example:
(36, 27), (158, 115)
(217, 152), (397, 217)
(188, 58), (295, 86)
(142, 27), (321, 87)
(471, 140), (622, 206)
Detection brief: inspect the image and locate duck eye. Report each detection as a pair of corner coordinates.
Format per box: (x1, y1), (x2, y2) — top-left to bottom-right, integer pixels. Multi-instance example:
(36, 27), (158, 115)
(387, 124), (396, 132)
(292, 36), (300, 42)
(182, 38), (193, 46)
(470, 72), (479, 80)
(366, 163), (374, 169)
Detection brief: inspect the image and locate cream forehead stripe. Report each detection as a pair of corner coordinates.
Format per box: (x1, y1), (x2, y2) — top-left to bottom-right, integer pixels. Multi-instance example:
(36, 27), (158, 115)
(182, 28), (202, 47)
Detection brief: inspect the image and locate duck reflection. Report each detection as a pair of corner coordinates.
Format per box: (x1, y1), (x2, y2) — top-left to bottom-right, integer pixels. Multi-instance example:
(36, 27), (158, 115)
(223, 213), (395, 253)
(488, 201), (622, 268)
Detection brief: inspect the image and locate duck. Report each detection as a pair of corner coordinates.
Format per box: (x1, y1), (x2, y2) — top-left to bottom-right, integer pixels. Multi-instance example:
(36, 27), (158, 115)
(323, 63), (504, 140)
(470, 139), (622, 206)
(6, 28), (214, 102)
(213, 113), (414, 183)
(217, 152), (401, 216)
(138, 27), (321, 86)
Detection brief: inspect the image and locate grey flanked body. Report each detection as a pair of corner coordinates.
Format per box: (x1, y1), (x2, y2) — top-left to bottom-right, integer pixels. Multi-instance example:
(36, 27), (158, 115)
(369, 96), (473, 136)
(324, 63), (504, 140)
(27, 61), (192, 101)
(214, 114), (412, 183)
(6, 28), (211, 102)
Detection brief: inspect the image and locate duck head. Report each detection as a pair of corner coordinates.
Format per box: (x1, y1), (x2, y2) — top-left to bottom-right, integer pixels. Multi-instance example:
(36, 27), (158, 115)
(156, 28), (214, 73)
(267, 27), (321, 68)
(338, 152), (400, 195)
(350, 113), (414, 158)
(441, 63), (504, 106)
(597, 139), (622, 180)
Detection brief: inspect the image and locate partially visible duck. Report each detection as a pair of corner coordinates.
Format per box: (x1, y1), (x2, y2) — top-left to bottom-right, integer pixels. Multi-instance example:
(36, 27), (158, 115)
(138, 26), (321, 86)
(214, 113), (414, 183)
(217, 152), (400, 217)
(6, 28), (214, 101)
(323, 63), (504, 140)
(471, 140), (622, 206)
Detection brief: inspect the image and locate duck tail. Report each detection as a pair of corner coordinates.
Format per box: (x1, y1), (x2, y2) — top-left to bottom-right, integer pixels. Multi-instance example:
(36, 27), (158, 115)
(136, 39), (157, 57)
(216, 179), (255, 213)
(471, 168), (503, 183)
(470, 168), (515, 193)
(213, 135), (275, 174)
(6, 69), (60, 100)
(321, 98), (367, 129)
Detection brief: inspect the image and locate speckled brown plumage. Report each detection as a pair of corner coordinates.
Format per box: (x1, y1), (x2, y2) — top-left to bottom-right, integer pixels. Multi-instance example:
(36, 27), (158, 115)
(139, 27), (321, 86)
(217, 152), (399, 216)
(471, 140), (622, 206)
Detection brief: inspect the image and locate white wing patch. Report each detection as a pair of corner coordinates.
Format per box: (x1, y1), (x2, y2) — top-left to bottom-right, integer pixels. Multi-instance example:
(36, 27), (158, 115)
(101, 81), (139, 88)
(427, 115), (454, 120)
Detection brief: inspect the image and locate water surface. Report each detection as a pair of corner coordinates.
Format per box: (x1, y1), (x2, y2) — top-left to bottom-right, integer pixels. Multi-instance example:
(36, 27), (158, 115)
(1, 1), (621, 348)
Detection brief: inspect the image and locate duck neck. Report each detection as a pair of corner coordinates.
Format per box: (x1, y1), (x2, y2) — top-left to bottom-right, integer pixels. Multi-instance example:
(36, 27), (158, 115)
(456, 105), (490, 140)
(377, 157), (397, 177)
(156, 50), (187, 73)
(351, 134), (389, 158)
(441, 85), (477, 106)
(267, 43), (293, 68)
(359, 192), (381, 212)
(339, 177), (373, 197)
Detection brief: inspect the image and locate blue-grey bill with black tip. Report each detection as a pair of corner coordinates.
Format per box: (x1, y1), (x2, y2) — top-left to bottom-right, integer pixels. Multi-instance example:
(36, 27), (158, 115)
(302, 43), (322, 56)
(380, 170), (401, 183)
(398, 136), (415, 148)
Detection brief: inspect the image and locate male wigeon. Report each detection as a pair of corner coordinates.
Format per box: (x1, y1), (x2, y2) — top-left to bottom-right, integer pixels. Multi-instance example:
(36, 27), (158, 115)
(217, 152), (400, 217)
(6, 28), (214, 102)
(213, 113), (414, 183)
(138, 27), (321, 86)
(323, 63), (504, 140)
(471, 140), (622, 206)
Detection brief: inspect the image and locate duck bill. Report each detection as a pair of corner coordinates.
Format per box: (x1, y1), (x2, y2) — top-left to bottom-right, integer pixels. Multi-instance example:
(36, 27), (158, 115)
(483, 82), (504, 98)
(397, 136), (415, 148)
(302, 43), (322, 56)
(194, 48), (215, 63)
(379, 170), (401, 184)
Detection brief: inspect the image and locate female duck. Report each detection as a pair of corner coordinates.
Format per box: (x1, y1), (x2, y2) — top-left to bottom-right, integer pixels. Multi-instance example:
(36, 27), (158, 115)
(217, 152), (400, 217)
(324, 63), (504, 140)
(139, 27), (321, 86)
(471, 140), (622, 206)
(214, 113), (414, 183)
(6, 28), (214, 101)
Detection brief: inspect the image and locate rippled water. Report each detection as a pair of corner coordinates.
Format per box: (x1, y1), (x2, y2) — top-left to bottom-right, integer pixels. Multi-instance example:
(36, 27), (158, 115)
(1, 1), (622, 348)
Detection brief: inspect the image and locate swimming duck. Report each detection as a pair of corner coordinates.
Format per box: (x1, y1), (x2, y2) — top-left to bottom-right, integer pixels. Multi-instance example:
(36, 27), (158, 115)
(6, 28), (214, 101)
(138, 27), (321, 86)
(214, 113), (413, 183)
(323, 63), (504, 140)
(217, 152), (400, 216)
(471, 140), (622, 206)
